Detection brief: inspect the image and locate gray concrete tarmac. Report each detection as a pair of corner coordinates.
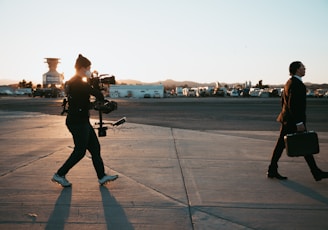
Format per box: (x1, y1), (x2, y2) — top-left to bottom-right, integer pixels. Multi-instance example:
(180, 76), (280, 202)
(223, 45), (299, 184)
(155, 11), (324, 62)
(0, 97), (328, 229)
(1, 97), (328, 131)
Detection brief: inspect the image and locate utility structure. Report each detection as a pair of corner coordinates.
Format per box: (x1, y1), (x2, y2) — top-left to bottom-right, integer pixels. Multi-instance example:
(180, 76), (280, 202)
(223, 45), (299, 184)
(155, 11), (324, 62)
(33, 58), (64, 97)
(42, 58), (64, 88)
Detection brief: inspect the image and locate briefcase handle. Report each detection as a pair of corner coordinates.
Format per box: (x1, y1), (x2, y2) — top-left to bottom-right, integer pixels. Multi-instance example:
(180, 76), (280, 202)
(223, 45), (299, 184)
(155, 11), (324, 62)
(286, 130), (316, 137)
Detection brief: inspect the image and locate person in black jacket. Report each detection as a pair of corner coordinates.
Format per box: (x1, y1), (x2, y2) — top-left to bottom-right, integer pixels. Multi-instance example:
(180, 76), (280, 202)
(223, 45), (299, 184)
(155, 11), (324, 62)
(267, 61), (328, 181)
(52, 54), (118, 187)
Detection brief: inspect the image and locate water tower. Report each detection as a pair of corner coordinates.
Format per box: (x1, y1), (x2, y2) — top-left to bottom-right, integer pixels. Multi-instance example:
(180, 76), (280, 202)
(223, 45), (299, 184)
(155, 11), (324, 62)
(42, 58), (64, 88)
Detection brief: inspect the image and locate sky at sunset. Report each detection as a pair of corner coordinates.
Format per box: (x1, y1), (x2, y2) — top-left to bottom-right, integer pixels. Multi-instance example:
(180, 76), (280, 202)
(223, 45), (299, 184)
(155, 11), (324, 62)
(0, 0), (327, 86)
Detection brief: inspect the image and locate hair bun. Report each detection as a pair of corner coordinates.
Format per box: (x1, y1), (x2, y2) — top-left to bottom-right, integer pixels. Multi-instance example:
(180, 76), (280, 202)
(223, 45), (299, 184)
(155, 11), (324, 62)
(75, 54), (91, 69)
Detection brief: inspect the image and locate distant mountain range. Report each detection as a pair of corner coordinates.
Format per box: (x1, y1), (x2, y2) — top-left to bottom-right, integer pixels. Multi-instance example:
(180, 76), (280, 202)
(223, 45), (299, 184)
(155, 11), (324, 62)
(0, 79), (17, 85)
(116, 79), (213, 87)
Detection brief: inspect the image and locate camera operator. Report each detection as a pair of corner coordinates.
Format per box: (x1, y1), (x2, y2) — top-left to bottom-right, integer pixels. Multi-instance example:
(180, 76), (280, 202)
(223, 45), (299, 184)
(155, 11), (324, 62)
(52, 54), (118, 187)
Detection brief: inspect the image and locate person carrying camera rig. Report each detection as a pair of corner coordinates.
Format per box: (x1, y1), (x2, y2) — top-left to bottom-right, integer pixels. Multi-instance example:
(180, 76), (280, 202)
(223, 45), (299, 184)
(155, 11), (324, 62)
(52, 54), (118, 187)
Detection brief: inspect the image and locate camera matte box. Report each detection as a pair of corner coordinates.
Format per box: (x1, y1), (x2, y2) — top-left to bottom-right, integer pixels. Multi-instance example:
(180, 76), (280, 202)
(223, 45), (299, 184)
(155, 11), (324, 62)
(284, 131), (319, 157)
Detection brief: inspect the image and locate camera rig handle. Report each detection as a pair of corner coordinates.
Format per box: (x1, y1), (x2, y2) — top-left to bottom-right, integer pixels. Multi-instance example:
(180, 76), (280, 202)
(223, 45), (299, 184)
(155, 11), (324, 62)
(61, 98), (68, 115)
(93, 100), (125, 137)
(97, 108), (107, 137)
(95, 116), (126, 137)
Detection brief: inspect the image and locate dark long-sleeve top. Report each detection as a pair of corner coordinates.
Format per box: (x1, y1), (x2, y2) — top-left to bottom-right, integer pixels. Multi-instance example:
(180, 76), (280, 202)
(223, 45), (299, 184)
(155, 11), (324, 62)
(66, 75), (104, 124)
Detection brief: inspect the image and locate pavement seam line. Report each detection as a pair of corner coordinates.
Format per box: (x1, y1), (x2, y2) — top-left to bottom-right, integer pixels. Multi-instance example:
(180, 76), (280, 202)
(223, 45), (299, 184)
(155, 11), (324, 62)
(171, 128), (195, 230)
(86, 154), (189, 207)
(170, 129), (258, 230)
(0, 147), (67, 177)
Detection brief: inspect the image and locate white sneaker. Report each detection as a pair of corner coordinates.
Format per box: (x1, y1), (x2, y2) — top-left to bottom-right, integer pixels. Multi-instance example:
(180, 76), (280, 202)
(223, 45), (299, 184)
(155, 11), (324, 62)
(52, 173), (72, 187)
(99, 174), (118, 185)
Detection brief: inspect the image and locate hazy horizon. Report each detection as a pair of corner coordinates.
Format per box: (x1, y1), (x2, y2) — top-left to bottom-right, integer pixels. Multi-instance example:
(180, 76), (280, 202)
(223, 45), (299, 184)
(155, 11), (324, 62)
(1, 0), (327, 85)
(1, 77), (327, 88)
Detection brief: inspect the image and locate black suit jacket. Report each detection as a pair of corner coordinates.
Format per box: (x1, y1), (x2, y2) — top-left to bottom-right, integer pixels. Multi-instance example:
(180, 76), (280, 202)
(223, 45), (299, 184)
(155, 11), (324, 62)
(276, 76), (306, 125)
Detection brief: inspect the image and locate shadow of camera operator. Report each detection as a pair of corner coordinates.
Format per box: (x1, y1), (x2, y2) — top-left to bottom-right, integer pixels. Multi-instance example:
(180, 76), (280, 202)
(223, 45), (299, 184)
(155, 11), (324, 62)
(45, 187), (72, 230)
(100, 186), (134, 230)
(280, 180), (328, 205)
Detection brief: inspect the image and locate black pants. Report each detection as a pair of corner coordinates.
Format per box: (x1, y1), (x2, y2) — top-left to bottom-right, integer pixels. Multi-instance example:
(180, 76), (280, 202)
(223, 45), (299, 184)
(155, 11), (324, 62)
(57, 120), (105, 179)
(270, 122), (319, 172)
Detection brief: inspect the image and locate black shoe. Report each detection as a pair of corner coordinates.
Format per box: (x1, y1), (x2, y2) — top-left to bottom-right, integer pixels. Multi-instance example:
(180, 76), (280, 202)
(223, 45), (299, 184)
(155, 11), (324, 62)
(267, 171), (288, 180)
(312, 170), (328, 181)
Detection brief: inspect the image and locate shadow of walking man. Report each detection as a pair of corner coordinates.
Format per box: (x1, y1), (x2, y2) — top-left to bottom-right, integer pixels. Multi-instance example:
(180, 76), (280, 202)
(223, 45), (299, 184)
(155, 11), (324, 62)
(100, 186), (134, 230)
(45, 188), (72, 230)
(280, 180), (328, 205)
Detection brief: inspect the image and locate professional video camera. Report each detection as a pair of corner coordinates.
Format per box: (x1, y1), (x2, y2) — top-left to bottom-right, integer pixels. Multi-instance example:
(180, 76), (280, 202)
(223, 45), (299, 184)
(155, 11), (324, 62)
(61, 71), (126, 137)
(88, 71), (116, 91)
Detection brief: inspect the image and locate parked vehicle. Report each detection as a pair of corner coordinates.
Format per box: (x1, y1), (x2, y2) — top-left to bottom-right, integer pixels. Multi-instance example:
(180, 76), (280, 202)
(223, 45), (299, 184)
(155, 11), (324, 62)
(240, 88), (250, 97)
(249, 88), (260, 97)
(175, 87), (183, 97)
(324, 91), (328, 98)
(229, 89), (239, 97)
(154, 93), (161, 98)
(32, 87), (61, 98)
(306, 89), (315, 97)
(213, 87), (227, 97)
(15, 88), (32, 96)
(314, 89), (326, 98)
(187, 88), (197, 97)
(269, 88), (281, 97)
(259, 90), (270, 98)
